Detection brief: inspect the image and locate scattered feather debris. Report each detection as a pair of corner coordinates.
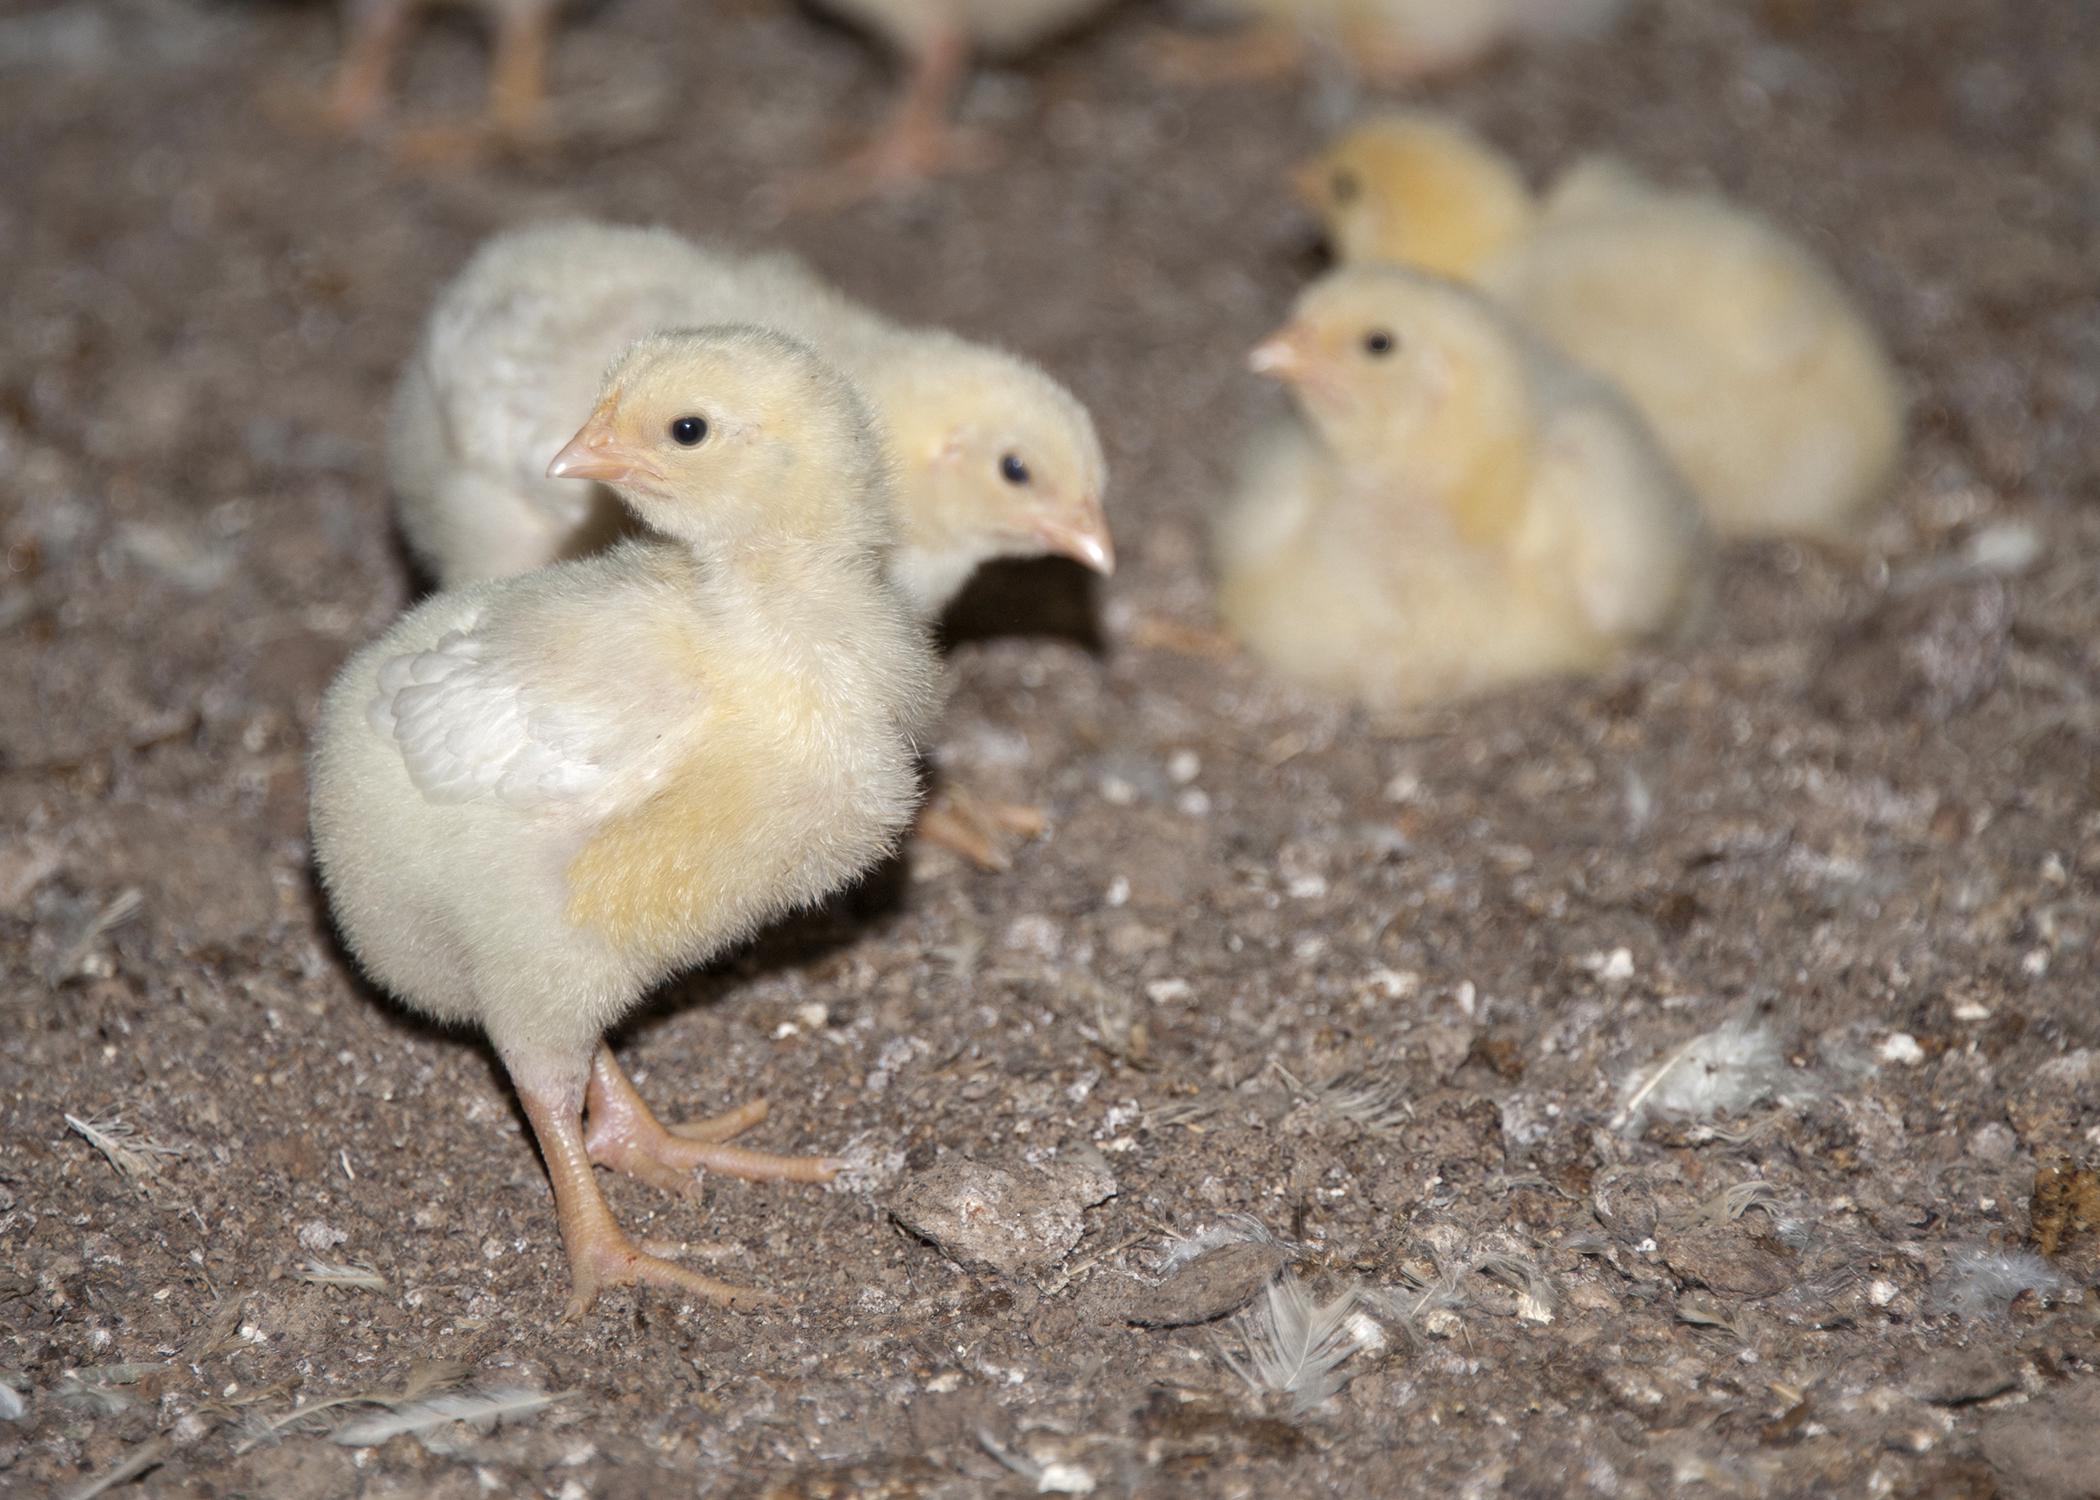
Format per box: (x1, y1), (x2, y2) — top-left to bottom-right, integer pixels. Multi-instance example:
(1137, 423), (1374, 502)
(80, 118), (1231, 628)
(1367, 1255), (1471, 1346)
(976, 1428), (1097, 1495)
(1472, 1253), (1556, 1324)
(331, 1386), (570, 1447)
(1936, 1248), (2065, 1321)
(234, 1360), (473, 1454)
(64, 1112), (182, 1196)
(296, 1260), (388, 1292)
(1216, 1273), (1378, 1414)
(1274, 1063), (1412, 1135)
(1611, 1019), (1787, 1134)
(1159, 1215), (1291, 1273)
(0, 1383), (23, 1422)
(46, 888), (143, 988)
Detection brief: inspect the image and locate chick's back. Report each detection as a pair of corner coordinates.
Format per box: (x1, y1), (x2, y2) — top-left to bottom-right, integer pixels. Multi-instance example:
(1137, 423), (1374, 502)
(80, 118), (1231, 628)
(1487, 166), (1906, 537)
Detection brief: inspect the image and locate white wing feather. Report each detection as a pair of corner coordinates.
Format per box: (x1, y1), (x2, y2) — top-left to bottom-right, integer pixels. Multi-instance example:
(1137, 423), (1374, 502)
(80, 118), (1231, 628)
(366, 625), (609, 808)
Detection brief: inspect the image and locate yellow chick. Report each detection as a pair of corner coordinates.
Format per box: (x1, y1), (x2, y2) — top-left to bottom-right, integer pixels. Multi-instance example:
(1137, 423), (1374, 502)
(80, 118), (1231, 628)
(391, 220), (1110, 870)
(392, 221), (1112, 612)
(1215, 266), (1709, 709)
(1298, 114), (1908, 538)
(799, 0), (1120, 193)
(316, 0), (560, 155)
(312, 328), (941, 1318)
(1157, 0), (1629, 87)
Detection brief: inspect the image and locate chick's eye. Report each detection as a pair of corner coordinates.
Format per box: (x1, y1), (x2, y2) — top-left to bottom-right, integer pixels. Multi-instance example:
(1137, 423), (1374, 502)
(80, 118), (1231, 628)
(669, 415), (708, 446)
(999, 453), (1030, 486)
(1363, 330), (1396, 357)
(1331, 169), (1360, 204)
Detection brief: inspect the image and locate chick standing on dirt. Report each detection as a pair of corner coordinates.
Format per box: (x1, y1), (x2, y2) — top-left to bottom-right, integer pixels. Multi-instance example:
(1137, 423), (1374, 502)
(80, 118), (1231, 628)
(317, 0), (560, 155)
(311, 328), (941, 1318)
(799, 0), (1119, 192)
(391, 219), (1111, 868)
(1298, 114), (1908, 538)
(1215, 266), (1710, 709)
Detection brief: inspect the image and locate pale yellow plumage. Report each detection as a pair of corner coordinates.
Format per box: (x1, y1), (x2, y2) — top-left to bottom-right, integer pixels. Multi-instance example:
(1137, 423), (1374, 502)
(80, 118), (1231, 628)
(392, 221), (1111, 620)
(1216, 266), (1710, 710)
(313, 328), (940, 1318)
(1299, 114), (1908, 538)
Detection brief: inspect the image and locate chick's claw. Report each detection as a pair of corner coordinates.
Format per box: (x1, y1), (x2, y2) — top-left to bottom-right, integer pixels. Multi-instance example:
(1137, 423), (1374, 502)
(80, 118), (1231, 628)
(558, 1228), (782, 1324)
(666, 1097), (770, 1145)
(584, 1048), (841, 1192)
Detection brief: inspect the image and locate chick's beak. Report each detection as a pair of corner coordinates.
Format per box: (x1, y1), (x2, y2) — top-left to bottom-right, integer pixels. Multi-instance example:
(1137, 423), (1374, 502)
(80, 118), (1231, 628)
(1032, 500), (1115, 576)
(547, 411), (658, 485)
(1248, 325), (1316, 384)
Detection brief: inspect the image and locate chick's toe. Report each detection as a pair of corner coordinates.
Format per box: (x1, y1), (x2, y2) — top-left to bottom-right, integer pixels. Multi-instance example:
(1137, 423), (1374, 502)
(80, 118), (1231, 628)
(583, 1048), (841, 1192)
(514, 1069), (780, 1321)
(915, 785), (1049, 873)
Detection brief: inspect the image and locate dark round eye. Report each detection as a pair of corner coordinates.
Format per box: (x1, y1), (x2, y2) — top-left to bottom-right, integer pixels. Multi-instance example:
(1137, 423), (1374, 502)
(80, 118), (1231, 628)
(669, 415), (708, 446)
(1363, 329), (1396, 357)
(999, 453), (1030, 486)
(1331, 169), (1360, 204)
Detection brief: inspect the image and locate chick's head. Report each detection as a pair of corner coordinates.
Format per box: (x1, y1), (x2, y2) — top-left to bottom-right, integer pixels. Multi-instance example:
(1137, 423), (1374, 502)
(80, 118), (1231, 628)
(1251, 267), (1534, 543)
(1295, 114), (1535, 280)
(548, 326), (890, 552)
(867, 336), (1113, 603)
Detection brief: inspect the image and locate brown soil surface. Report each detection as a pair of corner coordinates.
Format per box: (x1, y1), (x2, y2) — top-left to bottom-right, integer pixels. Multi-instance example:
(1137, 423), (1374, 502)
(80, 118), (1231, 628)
(4, 0), (2098, 1494)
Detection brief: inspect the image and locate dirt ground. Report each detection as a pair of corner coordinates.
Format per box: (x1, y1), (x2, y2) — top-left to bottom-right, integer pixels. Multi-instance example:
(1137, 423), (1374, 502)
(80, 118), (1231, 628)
(5, 0), (2100, 1494)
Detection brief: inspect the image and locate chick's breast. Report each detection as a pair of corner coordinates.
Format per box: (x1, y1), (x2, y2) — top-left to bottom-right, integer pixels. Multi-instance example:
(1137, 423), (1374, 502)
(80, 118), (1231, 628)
(310, 544), (927, 1059)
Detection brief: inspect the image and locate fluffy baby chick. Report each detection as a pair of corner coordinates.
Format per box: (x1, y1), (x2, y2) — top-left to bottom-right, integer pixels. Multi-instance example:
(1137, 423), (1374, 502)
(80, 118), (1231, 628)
(1216, 266), (1709, 709)
(392, 220), (1110, 868)
(1157, 0), (1628, 87)
(1299, 115), (1907, 538)
(313, 328), (941, 1318)
(799, 0), (1119, 193)
(318, 0), (559, 155)
(392, 222), (1110, 609)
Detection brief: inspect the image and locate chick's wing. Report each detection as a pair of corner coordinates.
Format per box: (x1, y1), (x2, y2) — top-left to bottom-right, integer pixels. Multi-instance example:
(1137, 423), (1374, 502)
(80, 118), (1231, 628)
(366, 622), (615, 807)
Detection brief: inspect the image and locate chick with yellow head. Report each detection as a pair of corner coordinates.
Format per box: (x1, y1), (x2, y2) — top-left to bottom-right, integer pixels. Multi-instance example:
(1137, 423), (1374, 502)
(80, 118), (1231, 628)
(1216, 266), (1710, 709)
(390, 220), (1110, 869)
(313, 329), (941, 1319)
(1298, 113), (1908, 539)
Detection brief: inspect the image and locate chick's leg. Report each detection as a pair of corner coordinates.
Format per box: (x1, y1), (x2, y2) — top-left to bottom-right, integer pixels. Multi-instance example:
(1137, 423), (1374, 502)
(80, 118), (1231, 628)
(583, 1047), (841, 1198)
(788, 26), (989, 207)
(915, 783), (1049, 873)
(509, 1059), (773, 1321)
(391, 0), (556, 166)
(316, 0), (419, 133)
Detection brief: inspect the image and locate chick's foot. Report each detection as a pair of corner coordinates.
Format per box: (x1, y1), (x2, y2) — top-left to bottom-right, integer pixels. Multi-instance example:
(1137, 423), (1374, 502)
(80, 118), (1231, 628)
(583, 1048), (841, 1196)
(514, 1068), (779, 1321)
(914, 785), (1049, 872)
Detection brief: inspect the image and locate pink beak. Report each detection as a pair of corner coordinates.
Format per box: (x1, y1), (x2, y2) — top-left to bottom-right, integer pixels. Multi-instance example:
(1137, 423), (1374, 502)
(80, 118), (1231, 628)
(547, 411), (658, 485)
(1247, 325), (1316, 383)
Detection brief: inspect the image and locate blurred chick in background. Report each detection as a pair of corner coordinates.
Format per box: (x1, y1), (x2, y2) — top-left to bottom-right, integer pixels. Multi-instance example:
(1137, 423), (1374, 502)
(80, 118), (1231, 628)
(1155, 0), (1629, 86)
(1216, 266), (1709, 709)
(1299, 114), (1908, 538)
(316, 0), (561, 156)
(391, 219), (1112, 867)
(801, 0), (1119, 194)
(312, 328), (941, 1319)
